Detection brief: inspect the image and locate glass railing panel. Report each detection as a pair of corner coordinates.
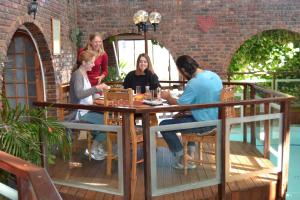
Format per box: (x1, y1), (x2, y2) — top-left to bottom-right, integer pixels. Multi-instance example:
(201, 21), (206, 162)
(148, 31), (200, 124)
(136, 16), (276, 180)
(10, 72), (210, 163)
(150, 119), (221, 196)
(48, 120), (123, 196)
(226, 113), (282, 182)
(0, 172), (18, 200)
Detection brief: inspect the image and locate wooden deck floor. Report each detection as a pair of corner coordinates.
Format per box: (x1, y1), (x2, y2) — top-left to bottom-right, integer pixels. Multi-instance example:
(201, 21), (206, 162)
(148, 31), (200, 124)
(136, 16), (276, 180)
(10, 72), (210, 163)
(50, 141), (278, 200)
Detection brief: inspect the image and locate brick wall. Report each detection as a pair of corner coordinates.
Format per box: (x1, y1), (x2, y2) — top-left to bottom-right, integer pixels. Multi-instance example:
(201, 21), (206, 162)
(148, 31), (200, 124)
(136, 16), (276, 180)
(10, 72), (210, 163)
(0, 0), (299, 102)
(77, 0), (300, 75)
(0, 0), (77, 102)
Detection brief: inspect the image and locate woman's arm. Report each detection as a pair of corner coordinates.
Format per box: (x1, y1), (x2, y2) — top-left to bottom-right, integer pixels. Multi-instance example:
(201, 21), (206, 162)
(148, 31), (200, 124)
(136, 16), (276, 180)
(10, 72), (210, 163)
(72, 71), (99, 99)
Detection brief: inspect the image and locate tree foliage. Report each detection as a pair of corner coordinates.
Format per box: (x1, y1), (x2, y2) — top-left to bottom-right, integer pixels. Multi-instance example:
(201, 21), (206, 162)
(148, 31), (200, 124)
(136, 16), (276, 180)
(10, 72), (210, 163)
(229, 29), (300, 103)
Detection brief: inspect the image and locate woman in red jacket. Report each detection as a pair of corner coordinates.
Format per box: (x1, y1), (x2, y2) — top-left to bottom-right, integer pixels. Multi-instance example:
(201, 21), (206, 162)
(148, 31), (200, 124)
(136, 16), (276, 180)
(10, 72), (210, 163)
(78, 32), (108, 86)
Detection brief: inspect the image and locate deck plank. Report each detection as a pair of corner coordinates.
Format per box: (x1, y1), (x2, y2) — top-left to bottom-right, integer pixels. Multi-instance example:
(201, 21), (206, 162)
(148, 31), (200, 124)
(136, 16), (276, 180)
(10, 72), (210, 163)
(52, 141), (277, 200)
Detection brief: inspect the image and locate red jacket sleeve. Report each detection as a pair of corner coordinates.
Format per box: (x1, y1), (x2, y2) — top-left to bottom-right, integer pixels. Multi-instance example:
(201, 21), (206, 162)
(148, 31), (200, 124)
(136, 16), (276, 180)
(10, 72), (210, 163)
(100, 52), (108, 77)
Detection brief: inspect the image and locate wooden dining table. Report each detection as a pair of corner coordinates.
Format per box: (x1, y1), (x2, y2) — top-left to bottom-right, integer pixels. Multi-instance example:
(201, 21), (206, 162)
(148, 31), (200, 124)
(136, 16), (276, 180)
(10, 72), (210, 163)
(93, 97), (159, 127)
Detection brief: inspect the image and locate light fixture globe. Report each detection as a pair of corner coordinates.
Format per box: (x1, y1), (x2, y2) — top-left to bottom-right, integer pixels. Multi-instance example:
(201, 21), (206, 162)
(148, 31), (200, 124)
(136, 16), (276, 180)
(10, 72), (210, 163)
(133, 12), (141, 25)
(136, 10), (149, 23)
(149, 12), (161, 24)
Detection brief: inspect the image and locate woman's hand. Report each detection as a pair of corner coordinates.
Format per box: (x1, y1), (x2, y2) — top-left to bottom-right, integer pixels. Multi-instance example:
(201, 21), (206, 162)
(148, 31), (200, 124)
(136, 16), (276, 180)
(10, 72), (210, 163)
(95, 75), (105, 84)
(96, 83), (110, 91)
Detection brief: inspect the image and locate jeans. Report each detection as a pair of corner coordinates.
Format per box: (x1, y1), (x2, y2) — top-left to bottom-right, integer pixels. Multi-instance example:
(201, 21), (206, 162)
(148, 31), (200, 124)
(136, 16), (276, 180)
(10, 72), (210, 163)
(160, 115), (215, 157)
(79, 111), (106, 142)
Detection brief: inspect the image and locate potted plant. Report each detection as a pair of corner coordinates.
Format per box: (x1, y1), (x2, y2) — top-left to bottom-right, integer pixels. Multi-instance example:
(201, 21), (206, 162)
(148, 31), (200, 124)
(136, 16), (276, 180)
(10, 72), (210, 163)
(0, 96), (71, 166)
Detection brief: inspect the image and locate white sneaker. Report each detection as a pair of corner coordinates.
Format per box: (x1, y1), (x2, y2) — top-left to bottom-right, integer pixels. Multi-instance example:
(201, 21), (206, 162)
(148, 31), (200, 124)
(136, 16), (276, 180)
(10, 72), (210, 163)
(97, 144), (107, 156)
(84, 149), (105, 161)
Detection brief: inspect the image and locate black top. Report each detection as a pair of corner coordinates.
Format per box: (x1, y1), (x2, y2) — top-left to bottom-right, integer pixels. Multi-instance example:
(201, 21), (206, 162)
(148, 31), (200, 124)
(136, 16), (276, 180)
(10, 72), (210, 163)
(123, 70), (160, 93)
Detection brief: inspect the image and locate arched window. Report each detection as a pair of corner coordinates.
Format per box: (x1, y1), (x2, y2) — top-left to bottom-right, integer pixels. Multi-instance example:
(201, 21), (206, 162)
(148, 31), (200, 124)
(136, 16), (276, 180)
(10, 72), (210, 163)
(3, 31), (43, 107)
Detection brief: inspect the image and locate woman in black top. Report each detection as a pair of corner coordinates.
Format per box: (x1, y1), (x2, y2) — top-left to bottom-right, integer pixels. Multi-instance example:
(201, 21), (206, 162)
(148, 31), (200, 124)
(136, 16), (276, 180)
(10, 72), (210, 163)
(123, 53), (160, 93)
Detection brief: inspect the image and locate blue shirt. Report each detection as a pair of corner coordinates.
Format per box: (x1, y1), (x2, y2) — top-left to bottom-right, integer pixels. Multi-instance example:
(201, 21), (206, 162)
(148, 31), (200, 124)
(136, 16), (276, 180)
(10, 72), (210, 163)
(177, 70), (223, 121)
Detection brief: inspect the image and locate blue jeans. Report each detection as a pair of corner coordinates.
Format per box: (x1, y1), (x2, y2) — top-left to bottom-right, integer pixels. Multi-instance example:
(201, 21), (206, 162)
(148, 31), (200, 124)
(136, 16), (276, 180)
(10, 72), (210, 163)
(79, 111), (106, 142)
(160, 116), (215, 156)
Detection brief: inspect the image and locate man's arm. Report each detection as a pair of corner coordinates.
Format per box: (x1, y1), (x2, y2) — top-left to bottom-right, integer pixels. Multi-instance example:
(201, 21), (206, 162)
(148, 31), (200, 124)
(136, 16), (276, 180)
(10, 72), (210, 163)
(161, 90), (178, 105)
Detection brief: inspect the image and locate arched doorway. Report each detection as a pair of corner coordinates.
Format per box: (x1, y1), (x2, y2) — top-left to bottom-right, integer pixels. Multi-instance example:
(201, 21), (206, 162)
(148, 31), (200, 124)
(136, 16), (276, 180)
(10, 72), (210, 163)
(3, 29), (44, 107)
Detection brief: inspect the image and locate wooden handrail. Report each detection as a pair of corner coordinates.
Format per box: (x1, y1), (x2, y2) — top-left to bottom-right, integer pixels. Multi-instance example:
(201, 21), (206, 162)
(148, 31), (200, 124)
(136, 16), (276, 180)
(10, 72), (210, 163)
(0, 151), (62, 200)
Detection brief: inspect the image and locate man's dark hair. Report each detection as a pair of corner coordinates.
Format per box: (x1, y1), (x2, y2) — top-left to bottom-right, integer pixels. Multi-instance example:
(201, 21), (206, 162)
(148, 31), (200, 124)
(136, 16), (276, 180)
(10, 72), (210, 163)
(176, 55), (200, 77)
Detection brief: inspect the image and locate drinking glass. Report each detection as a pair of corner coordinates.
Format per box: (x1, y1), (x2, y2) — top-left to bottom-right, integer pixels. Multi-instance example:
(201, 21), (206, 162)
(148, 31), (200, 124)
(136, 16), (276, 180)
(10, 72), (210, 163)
(156, 88), (161, 100)
(135, 86), (141, 94)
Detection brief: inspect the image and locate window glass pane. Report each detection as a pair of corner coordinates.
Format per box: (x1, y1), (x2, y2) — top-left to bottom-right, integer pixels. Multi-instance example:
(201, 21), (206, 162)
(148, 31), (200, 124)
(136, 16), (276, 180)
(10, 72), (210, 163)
(17, 98), (26, 107)
(17, 84), (26, 97)
(5, 84), (15, 97)
(14, 37), (24, 53)
(28, 98), (34, 106)
(15, 55), (24, 69)
(25, 38), (34, 55)
(27, 69), (35, 82)
(16, 69), (25, 82)
(118, 40), (135, 74)
(4, 69), (15, 83)
(26, 56), (35, 68)
(6, 56), (14, 68)
(7, 99), (16, 107)
(28, 84), (36, 96)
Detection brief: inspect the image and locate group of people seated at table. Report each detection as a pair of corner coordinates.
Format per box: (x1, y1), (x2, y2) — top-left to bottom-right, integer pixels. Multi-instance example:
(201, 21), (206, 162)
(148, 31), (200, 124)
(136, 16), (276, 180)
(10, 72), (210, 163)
(68, 32), (223, 169)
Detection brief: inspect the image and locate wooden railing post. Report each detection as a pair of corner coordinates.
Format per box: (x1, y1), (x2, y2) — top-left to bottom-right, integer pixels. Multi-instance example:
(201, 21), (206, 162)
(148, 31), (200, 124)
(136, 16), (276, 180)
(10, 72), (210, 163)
(142, 112), (152, 200)
(218, 106), (226, 200)
(276, 101), (291, 199)
(122, 112), (132, 200)
(250, 85), (256, 145)
(17, 177), (30, 200)
(264, 102), (270, 159)
(243, 84), (248, 143)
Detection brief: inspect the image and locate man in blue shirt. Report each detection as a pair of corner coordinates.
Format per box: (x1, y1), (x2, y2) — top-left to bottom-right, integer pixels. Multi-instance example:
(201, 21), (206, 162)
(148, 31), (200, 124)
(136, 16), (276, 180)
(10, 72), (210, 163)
(160, 55), (223, 169)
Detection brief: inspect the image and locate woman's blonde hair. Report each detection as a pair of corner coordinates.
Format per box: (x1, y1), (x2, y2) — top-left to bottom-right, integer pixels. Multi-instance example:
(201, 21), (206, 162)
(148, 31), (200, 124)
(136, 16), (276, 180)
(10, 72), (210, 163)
(84, 32), (105, 55)
(136, 53), (154, 74)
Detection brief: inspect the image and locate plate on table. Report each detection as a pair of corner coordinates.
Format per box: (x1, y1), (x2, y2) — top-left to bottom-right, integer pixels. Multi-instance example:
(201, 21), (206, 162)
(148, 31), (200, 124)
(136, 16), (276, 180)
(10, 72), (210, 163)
(143, 99), (163, 106)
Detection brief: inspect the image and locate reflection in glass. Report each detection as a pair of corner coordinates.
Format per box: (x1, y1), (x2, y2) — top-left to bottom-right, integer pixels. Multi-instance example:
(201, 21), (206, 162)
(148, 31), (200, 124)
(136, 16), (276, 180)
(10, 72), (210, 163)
(28, 84), (36, 96)
(15, 55), (24, 69)
(4, 69), (15, 83)
(16, 69), (25, 82)
(27, 69), (35, 82)
(17, 84), (26, 97)
(14, 37), (24, 53)
(5, 84), (15, 97)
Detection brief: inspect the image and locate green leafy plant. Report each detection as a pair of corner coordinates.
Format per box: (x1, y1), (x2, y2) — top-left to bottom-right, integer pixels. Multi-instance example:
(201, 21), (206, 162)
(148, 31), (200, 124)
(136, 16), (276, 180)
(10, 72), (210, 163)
(0, 96), (71, 166)
(104, 60), (127, 82)
(70, 27), (83, 48)
(229, 29), (300, 104)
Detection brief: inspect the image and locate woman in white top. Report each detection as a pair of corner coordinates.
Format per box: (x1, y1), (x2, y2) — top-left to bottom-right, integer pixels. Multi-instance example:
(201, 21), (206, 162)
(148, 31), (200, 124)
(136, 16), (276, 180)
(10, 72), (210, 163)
(69, 50), (110, 160)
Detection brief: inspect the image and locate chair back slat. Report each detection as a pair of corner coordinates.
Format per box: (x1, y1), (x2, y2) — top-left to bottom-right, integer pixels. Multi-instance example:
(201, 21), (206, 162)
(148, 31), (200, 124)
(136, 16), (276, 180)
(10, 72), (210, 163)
(103, 88), (134, 126)
(221, 85), (236, 118)
(57, 84), (70, 120)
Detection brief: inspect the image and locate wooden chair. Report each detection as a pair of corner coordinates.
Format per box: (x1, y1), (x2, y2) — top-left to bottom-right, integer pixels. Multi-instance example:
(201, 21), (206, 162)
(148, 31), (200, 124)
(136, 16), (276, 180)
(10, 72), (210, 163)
(104, 88), (143, 198)
(57, 84), (93, 161)
(182, 85), (236, 175)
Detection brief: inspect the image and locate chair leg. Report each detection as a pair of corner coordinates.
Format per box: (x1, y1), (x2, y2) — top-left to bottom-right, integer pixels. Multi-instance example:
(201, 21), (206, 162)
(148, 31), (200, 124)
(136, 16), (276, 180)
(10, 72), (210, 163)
(106, 135), (113, 176)
(183, 141), (188, 175)
(131, 140), (138, 200)
(87, 131), (92, 161)
(199, 141), (203, 161)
